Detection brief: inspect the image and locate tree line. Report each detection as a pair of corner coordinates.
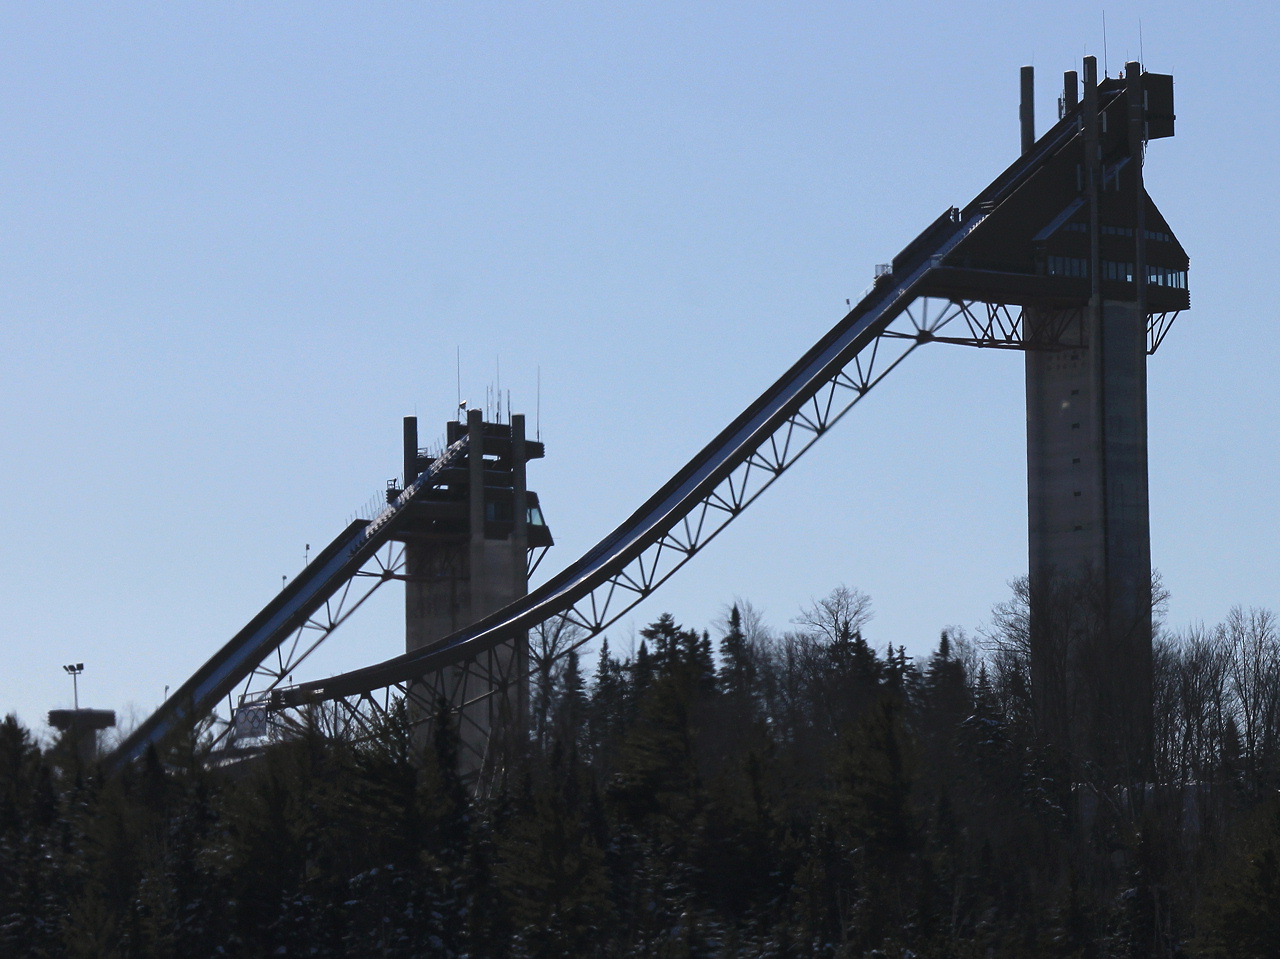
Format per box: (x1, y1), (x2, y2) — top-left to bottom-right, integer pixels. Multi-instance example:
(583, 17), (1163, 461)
(3, 583), (1280, 957)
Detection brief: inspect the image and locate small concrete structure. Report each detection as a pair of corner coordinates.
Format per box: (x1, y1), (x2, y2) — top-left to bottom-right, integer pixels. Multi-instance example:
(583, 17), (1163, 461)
(48, 708), (116, 768)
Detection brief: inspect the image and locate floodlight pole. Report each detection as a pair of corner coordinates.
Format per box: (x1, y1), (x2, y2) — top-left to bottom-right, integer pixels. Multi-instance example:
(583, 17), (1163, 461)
(63, 663), (84, 712)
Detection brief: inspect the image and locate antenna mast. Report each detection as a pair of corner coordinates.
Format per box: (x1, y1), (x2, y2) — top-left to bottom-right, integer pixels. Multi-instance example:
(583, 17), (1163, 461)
(1102, 10), (1109, 77)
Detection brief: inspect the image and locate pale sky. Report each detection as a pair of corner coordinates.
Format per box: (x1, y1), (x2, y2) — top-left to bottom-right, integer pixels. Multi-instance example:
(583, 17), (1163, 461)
(3, 2), (1277, 734)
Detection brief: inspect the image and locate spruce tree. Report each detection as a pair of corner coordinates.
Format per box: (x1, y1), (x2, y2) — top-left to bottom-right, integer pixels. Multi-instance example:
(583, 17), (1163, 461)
(641, 613), (683, 678)
(589, 638), (628, 760)
(554, 649), (589, 754)
(718, 605), (755, 701)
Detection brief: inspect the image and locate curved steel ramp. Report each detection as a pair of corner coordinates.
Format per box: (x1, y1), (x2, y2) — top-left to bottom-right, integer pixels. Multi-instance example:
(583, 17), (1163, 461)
(277, 98), (1101, 705)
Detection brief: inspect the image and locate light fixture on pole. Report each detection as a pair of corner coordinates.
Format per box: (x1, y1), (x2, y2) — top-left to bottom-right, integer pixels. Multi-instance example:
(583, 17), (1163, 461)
(62, 663), (84, 711)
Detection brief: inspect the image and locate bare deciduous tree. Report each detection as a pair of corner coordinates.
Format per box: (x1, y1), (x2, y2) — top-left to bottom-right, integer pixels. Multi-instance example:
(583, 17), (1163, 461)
(529, 614), (587, 747)
(1223, 605), (1280, 792)
(794, 585), (873, 645)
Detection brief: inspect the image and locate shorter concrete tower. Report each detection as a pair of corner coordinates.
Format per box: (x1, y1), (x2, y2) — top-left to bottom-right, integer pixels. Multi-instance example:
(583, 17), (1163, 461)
(393, 408), (551, 775)
(48, 708), (116, 769)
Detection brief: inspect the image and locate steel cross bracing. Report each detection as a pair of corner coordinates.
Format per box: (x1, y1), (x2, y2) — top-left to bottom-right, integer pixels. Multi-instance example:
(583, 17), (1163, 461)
(882, 301), (1087, 351)
(1147, 311), (1180, 355)
(881, 302), (1178, 357)
(269, 638), (526, 778)
(506, 298), (1013, 638)
(207, 535), (552, 752)
(210, 539), (407, 751)
(105, 430), (478, 771)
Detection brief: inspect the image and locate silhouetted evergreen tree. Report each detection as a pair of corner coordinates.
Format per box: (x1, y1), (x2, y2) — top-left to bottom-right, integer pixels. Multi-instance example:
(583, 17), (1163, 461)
(694, 629), (717, 695)
(8, 594), (1280, 956)
(0, 715), (60, 957)
(718, 604), (755, 702)
(495, 744), (611, 957)
(554, 649), (589, 756)
(631, 639), (653, 702)
(588, 638), (629, 763)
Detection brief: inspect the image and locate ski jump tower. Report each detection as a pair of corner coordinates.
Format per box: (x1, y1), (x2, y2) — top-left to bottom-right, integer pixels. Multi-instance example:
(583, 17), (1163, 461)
(396, 409), (552, 773)
(380, 61), (1186, 780)
(105, 58), (1187, 783)
(1015, 60), (1185, 776)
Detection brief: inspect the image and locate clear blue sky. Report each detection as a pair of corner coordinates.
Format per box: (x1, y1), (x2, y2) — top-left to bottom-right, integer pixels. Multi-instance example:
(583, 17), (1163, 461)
(3, 2), (1277, 734)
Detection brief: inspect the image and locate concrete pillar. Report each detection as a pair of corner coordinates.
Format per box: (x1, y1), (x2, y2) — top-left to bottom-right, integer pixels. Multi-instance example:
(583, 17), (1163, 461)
(512, 414), (529, 592)
(510, 414), (530, 727)
(1026, 298), (1153, 778)
(403, 415), (419, 487)
(468, 408), (485, 617)
(1020, 65), (1035, 154)
(401, 410), (534, 779)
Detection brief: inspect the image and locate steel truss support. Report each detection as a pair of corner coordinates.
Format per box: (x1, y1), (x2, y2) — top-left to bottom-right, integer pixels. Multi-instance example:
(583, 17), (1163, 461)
(510, 298), (982, 644)
(269, 638), (524, 787)
(211, 539), (408, 752)
(883, 302), (1174, 355)
(211, 537), (529, 761)
(239, 297), (1178, 780)
(1147, 311), (1180, 355)
(527, 544), (552, 579)
(262, 295), (1084, 770)
(879, 300), (1088, 351)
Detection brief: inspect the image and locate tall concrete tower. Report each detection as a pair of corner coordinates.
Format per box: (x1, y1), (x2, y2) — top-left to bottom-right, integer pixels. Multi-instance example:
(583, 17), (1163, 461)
(393, 408), (551, 775)
(917, 58), (1186, 777)
(1022, 60), (1184, 778)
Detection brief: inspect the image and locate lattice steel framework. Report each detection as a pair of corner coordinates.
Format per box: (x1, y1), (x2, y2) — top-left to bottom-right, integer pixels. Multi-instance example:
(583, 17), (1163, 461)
(243, 295), (1182, 782)
(194, 294), (1180, 780)
(210, 535), (550, 757)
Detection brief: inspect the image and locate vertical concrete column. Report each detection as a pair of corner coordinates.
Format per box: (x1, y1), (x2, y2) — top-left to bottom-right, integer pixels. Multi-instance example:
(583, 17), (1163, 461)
(403, 416), (419, 488)
(403, 414), (424, 655)
(1025, 309), (1105, 579)
(1099, 299), (1153, 775)
(1025, 55), (1153, 779)
(1026, 305), (1106, 757)
(1027, 298), (1152, 774)
(510, 414), (530, 727)
(511, 414), (529, 592)
(405, 412), (464, 654)
(468, 408), (485, 616)
(1020, 65), (1035, 154)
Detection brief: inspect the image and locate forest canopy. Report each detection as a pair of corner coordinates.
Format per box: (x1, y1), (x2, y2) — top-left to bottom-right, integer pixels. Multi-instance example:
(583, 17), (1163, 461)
(3, 585), (1280, 958)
